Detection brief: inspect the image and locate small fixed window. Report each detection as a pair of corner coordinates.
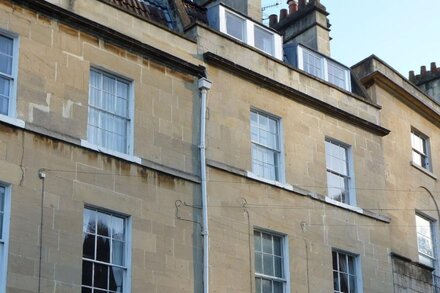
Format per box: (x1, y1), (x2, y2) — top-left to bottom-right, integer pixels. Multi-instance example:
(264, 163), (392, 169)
(251, 110), (282, 181)
(327, 61), (348, 90)
(254, 26), (274, 56)
(411, 130), (431, 171)
(254, 230), (286, 293)
(296, 45), (351, 91)
(302, 48), (323, 79)
(82, 207), (129, 293)
(88, 69), (132, 154)
(225, 11), (246, 41)
(332, 250), (358, 293)
(325, 139), (353, 204)
(415, 214), (435, 267)
(0, 32), (18, 117)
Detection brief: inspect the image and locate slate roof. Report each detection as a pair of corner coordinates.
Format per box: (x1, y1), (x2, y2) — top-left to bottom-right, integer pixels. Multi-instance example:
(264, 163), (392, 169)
(100, 0), (207, 31)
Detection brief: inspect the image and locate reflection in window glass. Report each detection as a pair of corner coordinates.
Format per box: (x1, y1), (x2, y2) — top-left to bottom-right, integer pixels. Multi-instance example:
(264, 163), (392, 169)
(254, 231), (285, 293)
(82, 208), (127, 293)
(325, 140), (351, 204)
(332, 251), (357, 293)
(254, 26), (274, 55)
(0, 34), (14, 116)
(251, 111), (281, 181)
(416, 214), (435, 267)
(226, 11), (246, 41)
(411, 131), (430, 170)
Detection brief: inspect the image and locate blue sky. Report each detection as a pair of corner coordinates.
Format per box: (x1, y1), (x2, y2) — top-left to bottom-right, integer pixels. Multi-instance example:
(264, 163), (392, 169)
(262, 0), (440, 77)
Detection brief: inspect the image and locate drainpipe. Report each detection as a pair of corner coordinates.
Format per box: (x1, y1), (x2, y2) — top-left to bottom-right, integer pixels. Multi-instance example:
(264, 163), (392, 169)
(198, 77), (212, 293)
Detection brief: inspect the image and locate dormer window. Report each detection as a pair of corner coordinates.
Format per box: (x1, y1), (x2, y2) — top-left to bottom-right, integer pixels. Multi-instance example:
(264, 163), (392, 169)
(225, 11), (246, 41)
(288, 44), (352, 92)
(206, 3), (283, 60)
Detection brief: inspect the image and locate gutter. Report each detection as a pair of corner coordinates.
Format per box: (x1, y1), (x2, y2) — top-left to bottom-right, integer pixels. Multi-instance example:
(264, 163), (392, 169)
(198, 78), (213, 293)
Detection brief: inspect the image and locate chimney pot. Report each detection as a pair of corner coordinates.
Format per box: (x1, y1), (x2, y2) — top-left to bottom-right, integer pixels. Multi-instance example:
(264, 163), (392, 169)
(431, 62), (437, 73)
(409, 70), (415, 82)
(280, 8), (288, 20)
(287, 0), (298, 14)
(269, 14), (278, 28)
(421, 66), (427, 76)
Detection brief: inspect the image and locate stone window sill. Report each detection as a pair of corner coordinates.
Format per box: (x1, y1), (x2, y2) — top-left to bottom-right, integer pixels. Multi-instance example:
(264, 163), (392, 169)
(80, 140), (142, 164)
(0, 114), (25, 128)
(410, 161), (437, 180)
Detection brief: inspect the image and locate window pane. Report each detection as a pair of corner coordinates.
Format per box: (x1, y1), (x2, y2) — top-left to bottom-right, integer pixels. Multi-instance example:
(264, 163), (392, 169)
(97, 212), (112, 237)
(83, 233), (95, 259)
(83, 209), (96, 234)
(262, 233), (272, 253)
(340, 273), (349, 293)
(0, 35), (13, 75)
(327, 172), (347, 203)
(339, 253), (347, 273)
(274, 256), (282, 278)
(303, 49), (322, 78)
(328, 61), (347, 89)
(332, 251), (338, 270)
(94, 263), (109, 289)
(112, 240), (125, 266)
(273, 237), (281, 256)
(261, 278), (272, 293)
(255, 278), (262, 293)
(0, 54), (12, 76)
(348, 256), (355, 275)
(412, 151), (422, 167)
(273, 281), (283, 293)
(254, 231), (261, 251)
(333, 271), (340, 291)
(81, 287), (92, 293)
(349, 275), (356, 293)
(0, 76), (10, 115)
(110, 267), (124, 292)
(226, 12), (245, 41)
(82, 261), (93, 286)
(96, 236), (111, 262)
(263, 254), (274, 276)
(255, 252), (263, 274)
(112, 216), (125, 240)
(254, 26), (274, 55)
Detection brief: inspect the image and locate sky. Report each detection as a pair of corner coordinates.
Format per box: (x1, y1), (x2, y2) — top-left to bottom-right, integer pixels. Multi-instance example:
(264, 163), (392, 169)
(262, 0), (440, 77)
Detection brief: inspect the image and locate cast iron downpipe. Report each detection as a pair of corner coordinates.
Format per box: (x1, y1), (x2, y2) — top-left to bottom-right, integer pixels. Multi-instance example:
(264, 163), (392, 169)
(198, 78), (212, 293)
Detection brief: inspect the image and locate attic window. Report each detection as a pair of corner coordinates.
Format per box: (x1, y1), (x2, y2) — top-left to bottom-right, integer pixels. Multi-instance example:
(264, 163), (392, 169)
(206, 3), (283, 60)
(296, 45), (352, 91)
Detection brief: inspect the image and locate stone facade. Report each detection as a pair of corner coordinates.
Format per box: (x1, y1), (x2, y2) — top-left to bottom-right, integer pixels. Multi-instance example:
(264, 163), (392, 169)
(0, 0), (439, 293)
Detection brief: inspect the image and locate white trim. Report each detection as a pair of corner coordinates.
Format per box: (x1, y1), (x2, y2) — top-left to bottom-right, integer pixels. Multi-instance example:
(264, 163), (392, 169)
(0, 29), (20, 118)
(0, 114), (25, 128)
(0, 184), (11, 293)
(324, 196), (362, 213)
(297, 45), (352, 91)
(211, 4), (282, 60)
(247, 171), (293, 191)
(253, 229), (290, 293)
(325, 138), (357, 206)
(80, 139), (142, 164)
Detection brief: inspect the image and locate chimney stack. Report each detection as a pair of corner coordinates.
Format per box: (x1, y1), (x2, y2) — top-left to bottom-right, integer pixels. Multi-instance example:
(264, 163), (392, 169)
(421, 66), (427, 76)
(409, 71), (415, 82)
(272, 0), (331, 56)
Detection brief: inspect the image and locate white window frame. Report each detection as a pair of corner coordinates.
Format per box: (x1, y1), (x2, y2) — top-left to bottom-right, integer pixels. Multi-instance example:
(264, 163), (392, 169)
(325, 138), (356, 205)
(250, 108), (285, 183)
(254, 229), (290, 293)
(411, 129), (431, 171)
(0, 29), (19, 119)
(297, 45), (351, 91)
(0, 184), (11, 293)
(415, 212), (436, 268)
(82, 206), (132, 293)
(86, 67), (135, 156)
(332, 249), (362, 293)
(214, 4), (283, 59)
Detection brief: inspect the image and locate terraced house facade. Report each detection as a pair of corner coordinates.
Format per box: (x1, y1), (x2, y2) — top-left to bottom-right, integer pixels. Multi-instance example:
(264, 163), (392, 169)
(0, 0), (439, 292)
